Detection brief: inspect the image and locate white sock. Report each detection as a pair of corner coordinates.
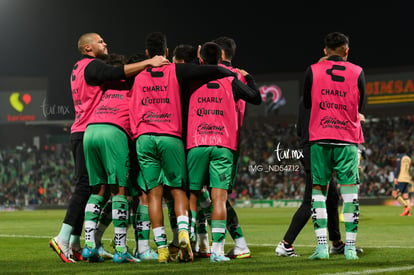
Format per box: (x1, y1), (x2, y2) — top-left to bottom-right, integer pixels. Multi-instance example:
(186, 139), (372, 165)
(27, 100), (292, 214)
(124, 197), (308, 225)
(211, 241), (225, 256)
(234, 236), (248, 250)
(177, 215), (189, 232)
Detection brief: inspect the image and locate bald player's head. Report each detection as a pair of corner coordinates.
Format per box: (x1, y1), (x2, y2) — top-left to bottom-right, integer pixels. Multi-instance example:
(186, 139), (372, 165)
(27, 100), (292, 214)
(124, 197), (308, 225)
(77, 33), (108, 58)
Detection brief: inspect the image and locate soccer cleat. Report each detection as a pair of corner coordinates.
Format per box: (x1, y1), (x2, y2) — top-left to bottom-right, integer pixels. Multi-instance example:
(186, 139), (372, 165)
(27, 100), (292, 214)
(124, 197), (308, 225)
(168, 243), (179, 262)
(197, 233), (210, 255)
(344, 245), (359, 260)
(308, 244), (329, 260)
(97, 245), (114, 259)
(136, 248), (159, 260)
(113, 251), (141, 263)
(196, 250), (211, 258)
(82, 246), (104, 262)
(210, 252), (230, 263)
(49, 237), (75, 263)
(275, 242), (298, 257)
(330, 242), (364, 255)
(110, 239), (133, 254)
(226, 246), (251, 259)
(196, 239), (211, 259)
(71, 247), (83, 261)
(330, 242), (344, 254)
(158, 246), (170, 263)
(400, 206), (411, 216)
(178, 230), (194, 262)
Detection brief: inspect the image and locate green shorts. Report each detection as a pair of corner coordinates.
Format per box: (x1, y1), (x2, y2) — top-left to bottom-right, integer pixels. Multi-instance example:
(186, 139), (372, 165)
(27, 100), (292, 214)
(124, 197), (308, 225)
(137, 170), (171, 193)
(84, 124), (129, 187)
(310, 143), (359, 186)
(136, 134), (187, 191)
(187, 146), (234, 191)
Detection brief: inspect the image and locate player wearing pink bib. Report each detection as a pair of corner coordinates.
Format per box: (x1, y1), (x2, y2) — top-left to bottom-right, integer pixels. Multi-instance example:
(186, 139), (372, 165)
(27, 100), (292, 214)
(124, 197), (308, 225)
(186, 79), (238, 150)
(129, 32), (237, 263)
(303, 32), (366, 261)
(49, 32), (169, 264)
(81, 53), (141, 263)
(187, 42), (261, 263)
(215, 37), (251, 259)
(308, 61), (363, 144)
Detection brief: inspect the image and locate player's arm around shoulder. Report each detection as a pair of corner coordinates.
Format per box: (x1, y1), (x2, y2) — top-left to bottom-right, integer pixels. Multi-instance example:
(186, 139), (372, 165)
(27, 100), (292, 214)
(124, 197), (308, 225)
(232, 68), (261, 105)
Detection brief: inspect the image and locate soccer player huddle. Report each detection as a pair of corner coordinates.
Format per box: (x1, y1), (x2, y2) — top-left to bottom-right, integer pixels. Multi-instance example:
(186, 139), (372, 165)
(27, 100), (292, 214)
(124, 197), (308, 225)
(50, 32), (261, 264)
(50, 31), (368, 264)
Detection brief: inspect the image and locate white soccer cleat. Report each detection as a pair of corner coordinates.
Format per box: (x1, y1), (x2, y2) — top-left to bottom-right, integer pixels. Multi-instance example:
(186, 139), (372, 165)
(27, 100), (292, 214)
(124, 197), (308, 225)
(275, 241), (298, 257)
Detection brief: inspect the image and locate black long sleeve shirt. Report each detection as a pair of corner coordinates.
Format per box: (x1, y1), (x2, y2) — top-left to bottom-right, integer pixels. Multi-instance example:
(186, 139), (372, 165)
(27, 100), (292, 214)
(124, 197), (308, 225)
(219, 61), (262, 105)
(82, 55), (125, 86)
(174, 63), (261, 104)
(296, 96), (311, 146)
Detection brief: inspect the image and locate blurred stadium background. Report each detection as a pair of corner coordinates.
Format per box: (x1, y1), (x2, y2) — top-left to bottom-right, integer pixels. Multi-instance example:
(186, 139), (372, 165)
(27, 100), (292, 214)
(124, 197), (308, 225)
(1, 1), (414, 210)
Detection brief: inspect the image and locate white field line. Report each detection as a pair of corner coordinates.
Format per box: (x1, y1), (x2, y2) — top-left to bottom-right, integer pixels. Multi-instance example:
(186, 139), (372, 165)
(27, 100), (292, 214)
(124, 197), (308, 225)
(2, 233), (413, 275)
(321, 265), (414, 275)
(253, 243), (414, 249)
(1, 234), (414, 249)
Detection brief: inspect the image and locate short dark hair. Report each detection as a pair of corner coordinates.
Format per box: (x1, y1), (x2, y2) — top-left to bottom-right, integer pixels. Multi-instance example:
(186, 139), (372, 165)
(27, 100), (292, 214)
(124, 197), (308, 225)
(173, 44), (197, 63)
(145, 32), (167, 57)
(200, 42), (221, 65)
(213, 36), (236, 60)
(127, 52), (147, 64)
(324, 32), (349, 50)
(104, 53), (126, 66)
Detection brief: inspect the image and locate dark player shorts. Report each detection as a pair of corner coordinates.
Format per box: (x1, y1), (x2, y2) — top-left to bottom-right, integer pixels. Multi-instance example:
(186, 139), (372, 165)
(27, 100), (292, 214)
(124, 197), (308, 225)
(394, 182), (410, 194)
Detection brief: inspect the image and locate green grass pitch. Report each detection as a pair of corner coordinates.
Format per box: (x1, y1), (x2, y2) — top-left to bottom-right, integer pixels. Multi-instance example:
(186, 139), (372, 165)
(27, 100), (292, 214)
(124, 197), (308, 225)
(0, 205), (413, 274)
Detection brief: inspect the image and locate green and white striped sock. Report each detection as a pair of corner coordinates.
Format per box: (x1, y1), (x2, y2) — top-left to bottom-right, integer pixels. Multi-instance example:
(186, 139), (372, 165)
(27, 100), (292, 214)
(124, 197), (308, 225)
(112, 195), (129, 253)
(84, 194), (105, 248)
(177, 215), (189, 233)
(211, 220), (226, 255)
(135, 204), (151, 254)
(153, 226), (167, 248)
(226, 204), (247, 249)
(341, 185), (359, 247)
(311, 188), (328, 245)
(95, 200), (112, 247)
